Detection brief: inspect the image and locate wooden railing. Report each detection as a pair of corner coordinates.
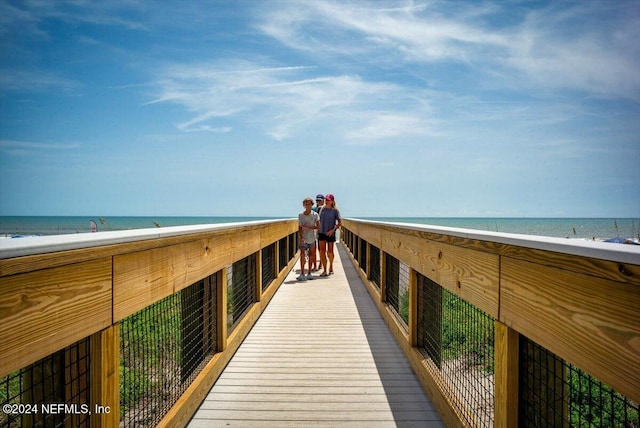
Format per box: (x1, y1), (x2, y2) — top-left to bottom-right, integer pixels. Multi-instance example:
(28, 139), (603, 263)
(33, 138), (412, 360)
(0, 219), (298, 427)
(341, 218), (639, 428)
(1, 217), (638, 427)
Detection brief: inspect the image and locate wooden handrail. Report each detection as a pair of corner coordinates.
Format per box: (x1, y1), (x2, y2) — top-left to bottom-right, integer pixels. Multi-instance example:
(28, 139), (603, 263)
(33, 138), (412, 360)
(2, 217), (637, 427)
(0, 219), (298, 427)
(341, 218), (640, 426)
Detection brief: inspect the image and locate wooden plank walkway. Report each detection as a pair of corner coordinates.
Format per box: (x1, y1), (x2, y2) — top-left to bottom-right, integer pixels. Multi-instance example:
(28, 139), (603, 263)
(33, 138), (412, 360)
(188, 243), (443, 427)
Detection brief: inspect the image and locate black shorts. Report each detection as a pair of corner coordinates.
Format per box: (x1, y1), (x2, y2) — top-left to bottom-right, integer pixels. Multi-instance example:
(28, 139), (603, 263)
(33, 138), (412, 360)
(318, 233), (336, 243)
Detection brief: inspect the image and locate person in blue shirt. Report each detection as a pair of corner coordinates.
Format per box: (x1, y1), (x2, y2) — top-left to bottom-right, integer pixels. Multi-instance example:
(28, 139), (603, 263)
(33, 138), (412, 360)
(317, 194), (342, 276)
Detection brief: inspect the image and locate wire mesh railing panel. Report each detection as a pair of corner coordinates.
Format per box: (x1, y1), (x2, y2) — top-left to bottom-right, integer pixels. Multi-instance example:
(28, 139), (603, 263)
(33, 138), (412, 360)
(358, 239), (368, 273)
(385, 254), (410, 329)
(288, 233), (297, 260)
(519, 336), (639, 427)
(1, 338), (91, 428)
(228, 253), (257, 333)
(261, 243), (276, 291)
(342, 229), (350, 251)
(399, 261), (409, 324)
(354, 236), (360, 264)
(120, 277), (217, 427)
(417, 273), (443, 369)
(369, 245), (381, 290)
(344, 229), (351, 251)
(417, 273), (495, 427)
(385, 253), (400, 311)
(278, 237), (287, 272)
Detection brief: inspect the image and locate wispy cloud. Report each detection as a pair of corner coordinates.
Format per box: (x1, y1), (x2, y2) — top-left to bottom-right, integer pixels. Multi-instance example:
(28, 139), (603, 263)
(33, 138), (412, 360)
(176, 122), (232, 133)
(0, 0), (149, 36)
(503, 2), (640, 99)
(258, 1), (508, 63)
(0, 1), (46, 38)
(150, 60), (434, 141)
(345, 112), (436, 143)
(0, 69), (81, 94)
(259, 0), (640, 100)
(0, 139), (80, 156)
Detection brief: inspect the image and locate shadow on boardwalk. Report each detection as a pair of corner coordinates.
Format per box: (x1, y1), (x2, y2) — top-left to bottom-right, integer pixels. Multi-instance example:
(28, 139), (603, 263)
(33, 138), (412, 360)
(337, 244), (443, 427)
(188, 243), (443, 427)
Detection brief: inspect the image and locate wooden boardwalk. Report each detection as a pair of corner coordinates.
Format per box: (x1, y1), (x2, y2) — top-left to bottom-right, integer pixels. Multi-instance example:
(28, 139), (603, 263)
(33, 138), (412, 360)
(188, 244), (443, 427)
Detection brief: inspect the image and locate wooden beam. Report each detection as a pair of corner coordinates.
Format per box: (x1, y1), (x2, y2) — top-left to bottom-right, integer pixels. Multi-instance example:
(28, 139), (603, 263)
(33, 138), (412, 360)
(379, 229), (500, 318)
(90, 324), (120, 428)
(341, 219), (639, 287)
(112, 235), (233, 321)
(260, 221), (297, 248)
(494, 321), (519, 428)
(501, 257), (640, 402)
(0, 258), (112, 377)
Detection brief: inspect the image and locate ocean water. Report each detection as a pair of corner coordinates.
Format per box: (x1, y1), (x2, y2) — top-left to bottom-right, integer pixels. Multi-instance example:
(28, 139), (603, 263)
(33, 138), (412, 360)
(0, 216), (280, 237)
(363, 217), (640, 240)
(1, 216), (638, 241)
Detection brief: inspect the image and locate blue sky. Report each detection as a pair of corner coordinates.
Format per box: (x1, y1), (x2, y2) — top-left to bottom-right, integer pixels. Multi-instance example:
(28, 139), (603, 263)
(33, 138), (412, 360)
(1, 0), (639, 218)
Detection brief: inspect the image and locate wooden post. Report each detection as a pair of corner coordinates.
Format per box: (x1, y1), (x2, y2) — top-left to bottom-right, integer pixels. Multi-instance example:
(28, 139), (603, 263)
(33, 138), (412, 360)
(495, 320), (519, 428)
(273, 243), (279, 286)
(408, 268), (418, 347)
(255, 249), (263, 303)
(380, 251), (387, 303)
(285, 235), (290, 267)
(90, 324), (120, 428)
(216, 269), (228, 352)
(365, 242), (370, 280)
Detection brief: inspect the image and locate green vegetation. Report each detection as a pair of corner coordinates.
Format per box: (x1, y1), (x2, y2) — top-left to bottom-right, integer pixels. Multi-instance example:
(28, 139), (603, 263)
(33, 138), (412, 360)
(399, 289), (495, 371)
(119, 294), (181, 418)
(227, 275), (235, 330)
(567, 367), (639, 427)
(414, 287), (637, 425)
(0, 374), (20, 404)
(441, 293), (494, 372)
(399, 291), (409, 325)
